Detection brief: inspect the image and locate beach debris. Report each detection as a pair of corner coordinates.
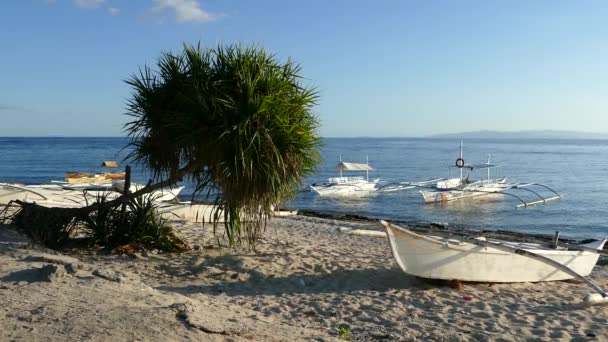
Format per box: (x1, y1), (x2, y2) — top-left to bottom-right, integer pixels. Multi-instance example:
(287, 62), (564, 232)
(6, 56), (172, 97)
(584, 293), (608, 305)
(448, 279), (464, 290)
(336, 227), (386, 238)
(462, 296), (473, 302)
(40, 264), (67, 282)
(64, 263), (80, 275)
(304, 308), (317, 317)
(12, 306), (48, 323)
(112, 245), (146, 259)
(92, 269), (125, 283)
(431, 222), (448, 229)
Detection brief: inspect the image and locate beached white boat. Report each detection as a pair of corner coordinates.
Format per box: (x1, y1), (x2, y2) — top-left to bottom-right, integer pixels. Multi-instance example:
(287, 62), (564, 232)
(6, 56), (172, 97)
(310, 158), (379, 197)
(381, 220), (605, 283)
(0, 182), (184, 208)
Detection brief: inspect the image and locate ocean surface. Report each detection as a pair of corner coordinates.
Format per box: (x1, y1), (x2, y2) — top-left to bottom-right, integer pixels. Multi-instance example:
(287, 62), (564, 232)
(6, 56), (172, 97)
(1, 137), (607, 239)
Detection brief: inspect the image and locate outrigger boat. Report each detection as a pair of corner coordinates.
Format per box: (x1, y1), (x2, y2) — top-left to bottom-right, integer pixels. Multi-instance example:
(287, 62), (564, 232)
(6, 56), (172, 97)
(310, 157), (379, 197)
(380, 141), (561, 208)
(378, 220), (608, 304)
(418, 151), (510, 204)
(0, 181), (184, 208)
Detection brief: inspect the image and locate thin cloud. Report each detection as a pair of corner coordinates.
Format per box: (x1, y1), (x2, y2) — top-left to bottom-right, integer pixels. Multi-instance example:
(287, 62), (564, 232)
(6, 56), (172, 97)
(108, 7), (120, 15)
(74, 0), (106, 9)
(152, 0), (216, 24)
(0, 105), (29, 112)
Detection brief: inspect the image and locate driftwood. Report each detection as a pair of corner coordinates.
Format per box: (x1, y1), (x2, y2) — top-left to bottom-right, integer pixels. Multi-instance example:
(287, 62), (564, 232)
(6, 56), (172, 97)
(338, 228), (386, 238)
(3, 202), (84, 248)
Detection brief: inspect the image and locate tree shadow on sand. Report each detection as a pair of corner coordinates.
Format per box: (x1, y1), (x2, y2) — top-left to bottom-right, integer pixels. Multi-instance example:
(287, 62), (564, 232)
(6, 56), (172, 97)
(156, 265), (426, 297)
(1, 268), (48, 283)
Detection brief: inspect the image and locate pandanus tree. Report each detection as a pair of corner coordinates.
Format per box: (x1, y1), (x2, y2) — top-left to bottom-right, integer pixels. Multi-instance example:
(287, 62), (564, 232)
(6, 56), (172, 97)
(123, 43), (321, 248)
(4, 43), (320, 250)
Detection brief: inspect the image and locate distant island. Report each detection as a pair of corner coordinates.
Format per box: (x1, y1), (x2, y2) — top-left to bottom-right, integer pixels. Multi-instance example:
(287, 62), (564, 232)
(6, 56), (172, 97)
(428, 130), (608, 140)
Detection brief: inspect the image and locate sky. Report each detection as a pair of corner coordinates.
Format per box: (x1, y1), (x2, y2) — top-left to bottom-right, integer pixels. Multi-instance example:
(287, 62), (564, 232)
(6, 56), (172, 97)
(0, 0), (607, 137)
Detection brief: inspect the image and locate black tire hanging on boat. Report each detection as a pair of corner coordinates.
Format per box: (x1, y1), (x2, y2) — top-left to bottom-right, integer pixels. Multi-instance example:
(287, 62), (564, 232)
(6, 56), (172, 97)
(455, 158), (465, 168)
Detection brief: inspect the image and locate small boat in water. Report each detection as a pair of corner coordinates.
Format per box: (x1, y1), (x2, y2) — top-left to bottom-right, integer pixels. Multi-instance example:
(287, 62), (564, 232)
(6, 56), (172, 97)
(381, 220), (605, 283)
(419, 158), (509, 203)
(310, 157), (379, 197)
(417, 141), (560, 207)
(65, 171), (125, 184)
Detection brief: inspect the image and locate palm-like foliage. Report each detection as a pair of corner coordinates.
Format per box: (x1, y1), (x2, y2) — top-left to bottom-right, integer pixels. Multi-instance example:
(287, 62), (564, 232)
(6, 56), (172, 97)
(124, 43), (320, 248)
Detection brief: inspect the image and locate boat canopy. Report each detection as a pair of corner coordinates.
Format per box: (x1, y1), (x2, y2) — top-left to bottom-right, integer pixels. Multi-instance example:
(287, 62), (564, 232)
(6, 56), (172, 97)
(336, 162), (374, 171)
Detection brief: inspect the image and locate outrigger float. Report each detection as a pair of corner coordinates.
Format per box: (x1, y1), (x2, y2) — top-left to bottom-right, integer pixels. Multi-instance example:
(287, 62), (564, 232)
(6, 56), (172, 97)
(378, 141), (561, 208)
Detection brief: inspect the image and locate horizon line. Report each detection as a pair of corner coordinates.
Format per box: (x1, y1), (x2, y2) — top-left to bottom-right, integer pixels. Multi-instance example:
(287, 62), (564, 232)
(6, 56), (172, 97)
(2, 135), (608, 140)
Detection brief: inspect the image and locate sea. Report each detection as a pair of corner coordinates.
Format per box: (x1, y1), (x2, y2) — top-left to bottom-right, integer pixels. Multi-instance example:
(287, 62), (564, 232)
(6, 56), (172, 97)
(0, 137), (607, 240)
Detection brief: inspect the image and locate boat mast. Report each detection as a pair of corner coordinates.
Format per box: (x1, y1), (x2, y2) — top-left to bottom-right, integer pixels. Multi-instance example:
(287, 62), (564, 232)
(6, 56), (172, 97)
(487, 154), (491, 182)
(459, 140), (463, 181)
(366, 155), (369, 182)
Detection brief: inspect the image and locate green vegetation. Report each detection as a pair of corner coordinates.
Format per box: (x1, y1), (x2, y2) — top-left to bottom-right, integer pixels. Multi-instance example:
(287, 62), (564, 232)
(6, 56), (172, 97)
(338, 327), (351, 341)
(1, 193), (186, 252)
(84, 194), (186, 252)
(124, 43), (321, 249)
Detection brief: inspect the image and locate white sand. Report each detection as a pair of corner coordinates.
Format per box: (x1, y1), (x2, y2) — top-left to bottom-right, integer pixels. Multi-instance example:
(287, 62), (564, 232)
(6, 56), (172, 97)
(1, 215), (608, 341)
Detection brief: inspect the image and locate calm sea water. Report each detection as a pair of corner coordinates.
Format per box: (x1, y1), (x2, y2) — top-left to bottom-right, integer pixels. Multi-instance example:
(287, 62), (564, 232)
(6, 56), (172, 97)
(1, 137), (607, 239)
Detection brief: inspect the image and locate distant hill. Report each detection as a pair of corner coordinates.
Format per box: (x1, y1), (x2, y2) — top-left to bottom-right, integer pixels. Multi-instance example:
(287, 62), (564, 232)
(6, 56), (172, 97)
(428, 130), (608, 140)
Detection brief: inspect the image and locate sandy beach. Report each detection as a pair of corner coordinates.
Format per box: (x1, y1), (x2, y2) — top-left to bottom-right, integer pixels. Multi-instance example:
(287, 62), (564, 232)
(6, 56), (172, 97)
(1, 215), (608, 341)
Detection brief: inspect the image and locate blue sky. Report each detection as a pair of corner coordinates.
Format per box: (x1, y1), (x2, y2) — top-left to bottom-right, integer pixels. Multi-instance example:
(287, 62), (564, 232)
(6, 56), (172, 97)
(1, 0), (607, 137)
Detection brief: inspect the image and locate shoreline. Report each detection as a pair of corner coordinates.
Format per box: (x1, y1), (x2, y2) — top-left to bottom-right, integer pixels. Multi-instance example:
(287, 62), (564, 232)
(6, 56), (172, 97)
(295, 209), (600, 245)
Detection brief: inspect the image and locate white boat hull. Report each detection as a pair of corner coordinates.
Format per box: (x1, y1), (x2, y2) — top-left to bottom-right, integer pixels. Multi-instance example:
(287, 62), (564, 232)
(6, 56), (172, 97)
(310, 179), (378, 197)
(420, 180), (508, 204)
(383, 222), (603, 283)
(0, 183), (184, 208)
